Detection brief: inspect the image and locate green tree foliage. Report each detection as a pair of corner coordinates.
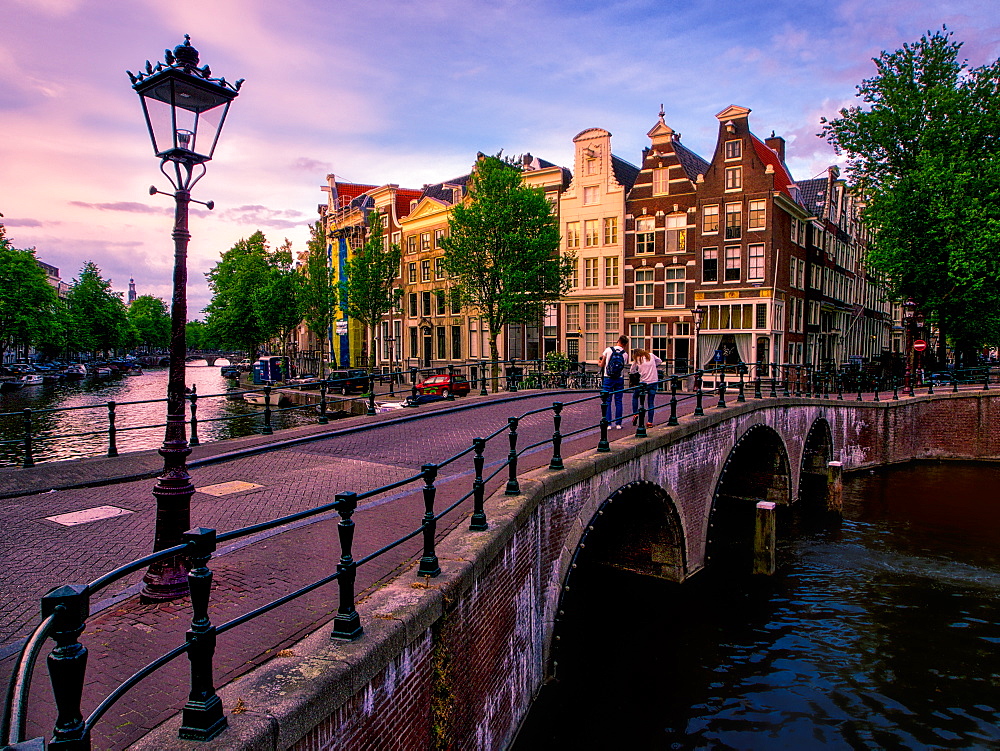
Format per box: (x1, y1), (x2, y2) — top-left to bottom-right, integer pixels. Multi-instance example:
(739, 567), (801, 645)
(128, 295), (170, 352)
(64, 261), (132, 357)
(0, 223), (61, 361)
(822, 29), (1000, 359)
(254, 239), (304, 358)
(300, 221), (337, 375)
(440, 154), (569, 383)
(340, 211), (401, 372)
(185, 319), (211, 351)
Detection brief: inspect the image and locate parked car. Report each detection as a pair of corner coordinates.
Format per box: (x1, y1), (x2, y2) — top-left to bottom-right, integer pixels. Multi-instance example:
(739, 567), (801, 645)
(236, 358), (253, 372)
(416, 374), (470, 398)
(328, 369), (370, 395)
(220, 364), (240, 379)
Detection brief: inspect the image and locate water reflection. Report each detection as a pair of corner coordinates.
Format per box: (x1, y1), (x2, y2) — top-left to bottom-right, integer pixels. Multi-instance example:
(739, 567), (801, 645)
(0, 364), (323, 465)
(514, 462), (1000, 749)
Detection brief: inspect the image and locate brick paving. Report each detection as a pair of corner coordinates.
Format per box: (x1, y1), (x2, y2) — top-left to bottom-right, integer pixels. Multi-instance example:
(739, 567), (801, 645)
(0, 382), (965, 749)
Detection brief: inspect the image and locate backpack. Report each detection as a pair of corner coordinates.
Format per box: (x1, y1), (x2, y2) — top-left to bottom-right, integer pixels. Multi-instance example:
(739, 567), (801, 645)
(606, 347), (626, 378)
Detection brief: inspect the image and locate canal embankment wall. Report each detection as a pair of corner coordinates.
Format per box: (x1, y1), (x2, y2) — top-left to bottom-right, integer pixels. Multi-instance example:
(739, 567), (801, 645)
(135, 392), (1000, 751)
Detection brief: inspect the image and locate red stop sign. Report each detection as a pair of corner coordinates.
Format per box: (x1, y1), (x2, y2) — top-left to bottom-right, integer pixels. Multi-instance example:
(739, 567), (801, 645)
(913, 339), (928, 352)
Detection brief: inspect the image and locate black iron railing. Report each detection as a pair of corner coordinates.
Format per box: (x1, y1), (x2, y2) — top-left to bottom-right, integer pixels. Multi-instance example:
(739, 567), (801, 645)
(2, 361), (996, 748)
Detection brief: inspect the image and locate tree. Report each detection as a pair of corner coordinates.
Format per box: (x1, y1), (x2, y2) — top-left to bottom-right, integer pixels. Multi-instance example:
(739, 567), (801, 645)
(186, 319), (211, 351)
(441, 154), (570, 385)
(300, 221), (337, 376)
(128, 295), (170, 352)
(254, 239), (304, 359)
(340, 211), (401, 372)
(64, 261), (132, 357)
(0, 223), (61, 362)
(822, 29), (1000, 363)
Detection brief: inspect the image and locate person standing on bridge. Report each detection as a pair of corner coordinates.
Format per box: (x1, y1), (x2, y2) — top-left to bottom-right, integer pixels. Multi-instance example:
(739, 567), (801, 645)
(630, 348), (663, 426)
(599, 335), (629, 429)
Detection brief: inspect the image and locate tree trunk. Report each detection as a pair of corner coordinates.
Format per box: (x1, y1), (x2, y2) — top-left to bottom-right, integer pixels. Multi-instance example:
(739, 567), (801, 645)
(489, 330), (500, 393)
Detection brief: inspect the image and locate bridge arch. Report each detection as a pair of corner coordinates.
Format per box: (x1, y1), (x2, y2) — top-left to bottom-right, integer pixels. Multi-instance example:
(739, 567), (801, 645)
(706, 423), (791, 570)
(799, 417), (834, 505)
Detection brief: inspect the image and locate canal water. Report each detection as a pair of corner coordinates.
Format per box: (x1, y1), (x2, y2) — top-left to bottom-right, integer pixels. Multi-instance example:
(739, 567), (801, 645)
(0, 362), (319, 466)
(514, 462), (1000, 749)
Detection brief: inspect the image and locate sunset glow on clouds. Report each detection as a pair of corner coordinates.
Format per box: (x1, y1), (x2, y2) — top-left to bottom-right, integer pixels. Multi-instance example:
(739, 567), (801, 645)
(2, 0), (997, 314)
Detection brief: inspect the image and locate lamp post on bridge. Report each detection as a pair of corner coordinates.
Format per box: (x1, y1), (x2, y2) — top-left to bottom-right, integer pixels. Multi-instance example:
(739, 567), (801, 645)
(128, 36), (242, 601)
(903, 297), (916, 396)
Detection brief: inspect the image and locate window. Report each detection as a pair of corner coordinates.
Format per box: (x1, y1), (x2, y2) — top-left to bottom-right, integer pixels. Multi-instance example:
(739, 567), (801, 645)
(434, 257), (445, 280)
(603, 217), (618, 245)
(584, 219), (599, 247)
(636, 217), (655, 254)
(434, 229), (445, 247)
(703, 204), (719, 234)
(565, 303), (580, 331)
(725, 140), (742, 160)
(756, 303), (768, 329)
(566, 221), (580, 249)
(391, 232), (401, 248)
(451, 326), (462, 359)
(635, 269), (654, 307)
(748, 199), (766, 230)
(420, 233), (431, 251)
(630, 323), (646, 352)
(408, 292), (418, 318)
(665, 267), (685, 306)
(450, 288), (461, 315)
(748, 243), (765, 281)
(421, 291), (432, 316)
(420, 259), (431, 281)
(703, 247), (718, 282)
(652, 323), (668, 360)
(725, 166), (742, 190)
(797, 258), (805, 289)
(435, 291), (446, 316)
(585, 333), (600, 361)
(664, 214), (686, 253)
(585, 157), (598, 175)
(583, 186), (599, 205)
(604, 256), (619, 287)
(408, 263), (417, 283)
(409, 326), (418, 357)
(789, 258), (798, 289)
(652, 168), (669, 195)
(569, 258), (579, 289)
(406, 236), (416, 254)
(584, 258), (599, 288)
(585, 303), (599, 330)
(725, 245), (741, 282)
(604, 302), (619, 333)
(725, 203), (742, 239)
(437, 326), (446, 360)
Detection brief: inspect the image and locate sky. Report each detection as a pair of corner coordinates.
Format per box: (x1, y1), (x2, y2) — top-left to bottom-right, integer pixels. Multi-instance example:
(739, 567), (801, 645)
(2, 0), (998, 316)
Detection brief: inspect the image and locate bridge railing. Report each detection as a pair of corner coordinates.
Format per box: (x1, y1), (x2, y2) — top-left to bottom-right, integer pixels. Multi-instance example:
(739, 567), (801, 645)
(3, 361), (995, 748)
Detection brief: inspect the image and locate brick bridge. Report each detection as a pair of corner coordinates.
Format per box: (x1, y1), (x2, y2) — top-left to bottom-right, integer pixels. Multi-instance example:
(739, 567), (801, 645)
(141, 392), (999, 750)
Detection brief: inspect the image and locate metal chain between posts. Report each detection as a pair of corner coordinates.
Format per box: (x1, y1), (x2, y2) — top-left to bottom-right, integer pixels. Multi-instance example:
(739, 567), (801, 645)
(470, 439), (488, 531)
(178, 528), (226, 741)
(22, 408), (34, 468)
(188, 386), (199, 446)
(549, 402), (564, 470)
(417, 465), (442, 577)
(107, 401), (118, 457)
(331, 492), (363, 641)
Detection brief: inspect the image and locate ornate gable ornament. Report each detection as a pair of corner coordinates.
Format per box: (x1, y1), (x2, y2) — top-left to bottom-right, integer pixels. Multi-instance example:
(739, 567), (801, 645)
(715, 104), (752, 121)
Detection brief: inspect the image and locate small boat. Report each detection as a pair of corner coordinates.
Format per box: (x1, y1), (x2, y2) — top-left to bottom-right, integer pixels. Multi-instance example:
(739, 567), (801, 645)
(18, 373), (43, 387)
(62, 364), (87, 380)
(0, 378), (24, 393)
(243, 391), (290, 406)
(90, 365), (113, 377)
(243, 392), (268, 405)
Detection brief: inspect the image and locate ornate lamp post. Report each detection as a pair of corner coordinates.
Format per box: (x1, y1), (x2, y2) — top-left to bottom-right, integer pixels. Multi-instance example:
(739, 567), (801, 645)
(692, 306), (705, 372)
(902, 297), (916, 396)
(128, 36), (242, 601)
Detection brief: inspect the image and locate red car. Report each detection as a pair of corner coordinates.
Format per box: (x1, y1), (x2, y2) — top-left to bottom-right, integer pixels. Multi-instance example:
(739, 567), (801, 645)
(415, 374), (470, 398)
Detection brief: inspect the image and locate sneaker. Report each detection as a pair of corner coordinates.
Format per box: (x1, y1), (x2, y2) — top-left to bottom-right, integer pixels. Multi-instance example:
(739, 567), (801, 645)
(615, 424), (623, 430)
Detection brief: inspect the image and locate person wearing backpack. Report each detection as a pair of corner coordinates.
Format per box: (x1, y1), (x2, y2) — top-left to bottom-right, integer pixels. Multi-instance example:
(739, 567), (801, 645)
(598, 335), (630, 429)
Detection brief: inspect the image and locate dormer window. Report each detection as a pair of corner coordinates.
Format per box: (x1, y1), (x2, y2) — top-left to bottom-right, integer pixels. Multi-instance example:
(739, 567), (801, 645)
(725, 140), (742, 160)
(652, 168), (669, 195)
(725, 166), (742, 191)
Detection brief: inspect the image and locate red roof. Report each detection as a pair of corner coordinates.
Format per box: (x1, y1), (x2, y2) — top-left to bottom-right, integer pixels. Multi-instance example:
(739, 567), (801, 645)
(334, 182), (379, 206)
(750, 135), (798, 203)
(395, 189), (423, 220)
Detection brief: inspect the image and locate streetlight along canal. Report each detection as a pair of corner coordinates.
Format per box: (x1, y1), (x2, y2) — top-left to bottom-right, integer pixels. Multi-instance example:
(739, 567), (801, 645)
(514, 461), (1000, 749)
(0, 363), (317, 466)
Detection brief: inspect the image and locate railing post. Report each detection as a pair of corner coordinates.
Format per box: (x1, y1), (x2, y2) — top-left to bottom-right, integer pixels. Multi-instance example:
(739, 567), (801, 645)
(635, 384), (648, 438)
(984, 369), (990, 390)
(42, 584), (89, 750)
(318, 379), (329, 424)
(549, 402), (564, 470)
(737, 365), (746, 402)
(106, 401), (118, 457)
(694, 371), (705, 416)
(508, 360), (518, 392)
(597, 391), (611, 452)
(179, 528), (226, 741)
(769, 368), (778, 398)
(188, 385), (199, 446)
(782, 365), (790, 397)
(836, 374), (844, 400)
(892, 375), (899, 400)
(367, 374), (377, 415)
(262, 385), (273, 435)
(873, 378), (881, 401)
(331, 492), (363, 640)
(926, 376), (934, 395)
(470, 439), (488, 531)
(504, 418), (520, 494)
(793, 366), (801, 397)
(716, 378), (727, 409)
(952, 374), (958, 393)
(667, 377), (679, 426)
(22, 408), (34, 469)
(753, 369), (762, 399)
(418, 465), (442, 577)
(856, 377), (863, 402)
(446, 363), (455, 401)
(479, 359), (489, 396)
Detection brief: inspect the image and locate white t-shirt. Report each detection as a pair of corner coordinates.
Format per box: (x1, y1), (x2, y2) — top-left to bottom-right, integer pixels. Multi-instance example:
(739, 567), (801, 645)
(629, 354), (663, 384)
(600, 346), (629, 379)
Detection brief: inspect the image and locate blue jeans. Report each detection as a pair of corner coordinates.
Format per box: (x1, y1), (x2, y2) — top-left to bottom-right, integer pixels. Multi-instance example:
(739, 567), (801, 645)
(603, 376), (624, 425)
(631, 382), (658, 423)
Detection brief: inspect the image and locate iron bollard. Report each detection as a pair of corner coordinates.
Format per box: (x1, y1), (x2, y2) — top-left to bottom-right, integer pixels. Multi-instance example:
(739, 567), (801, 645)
(874, 378), (880, 401)
(667, 376), (679, 426)
(318, 379), (329, 424)
(770, 370), (778, 398)
(856, 378), (863, 402)
(42, 584), (90, 749)
(262, 385), (273, 434)
(418, 465), (442, 577)
(716, 379), (727, 409)
(753, 372), (762, 400)
(107, 400), (118, 457)
(446, 363), (455, 401)
(367, 374), (376, 415)
(636, 384), (648, 438)
(188, 385), (199, 446)
(549, 402), (564, 470)
(694, 371), (705, 416)
(505, 418), (520, 495)
(470, 439), (488, 531)
(927, 377), (933, 395)
(598, 391), (611, 452)
(22, 408), (34, 468)
(892, 376), (899, 400)
(179, 528), (226, 741)
(331, 492), (363, 640)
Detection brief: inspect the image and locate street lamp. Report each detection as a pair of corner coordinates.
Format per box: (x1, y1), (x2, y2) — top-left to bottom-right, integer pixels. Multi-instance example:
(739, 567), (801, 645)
(903, 297), (916, 396)
(129, 36), (242, 601)
(692, 306), (705, 372)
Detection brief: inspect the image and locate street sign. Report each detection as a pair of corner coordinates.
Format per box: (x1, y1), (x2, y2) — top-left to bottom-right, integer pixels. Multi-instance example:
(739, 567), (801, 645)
(913, 339), (928, 352)
(713, 349), (724, 363)
(335, 321), (348, 336)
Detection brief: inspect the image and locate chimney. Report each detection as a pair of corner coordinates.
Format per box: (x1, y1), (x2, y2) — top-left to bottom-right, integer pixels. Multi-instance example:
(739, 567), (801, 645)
(765, 131), (785, 162)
